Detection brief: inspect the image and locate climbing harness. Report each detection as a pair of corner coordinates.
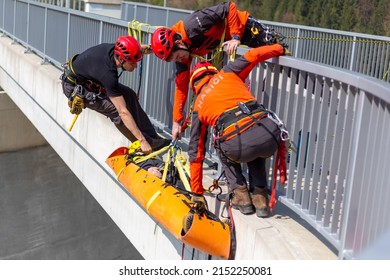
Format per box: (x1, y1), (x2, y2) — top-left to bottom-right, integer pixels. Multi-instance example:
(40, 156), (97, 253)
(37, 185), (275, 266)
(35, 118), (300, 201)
(244, 16), (286, 47)
(213, 99), (289, 214)
(61, 53), (106, 131)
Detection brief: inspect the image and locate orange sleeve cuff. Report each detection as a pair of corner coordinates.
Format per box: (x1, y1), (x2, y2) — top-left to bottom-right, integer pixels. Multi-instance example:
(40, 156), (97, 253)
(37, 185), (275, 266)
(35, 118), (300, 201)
(173, 70), (190, 123)
(190, 161), (204, 194)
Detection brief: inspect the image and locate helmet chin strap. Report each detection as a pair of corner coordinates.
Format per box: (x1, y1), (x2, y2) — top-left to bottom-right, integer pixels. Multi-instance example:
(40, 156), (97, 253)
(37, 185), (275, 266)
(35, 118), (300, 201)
(170, 43), (190, 58)
(119, 59), (126, 77)
(114, 55), (126, 77)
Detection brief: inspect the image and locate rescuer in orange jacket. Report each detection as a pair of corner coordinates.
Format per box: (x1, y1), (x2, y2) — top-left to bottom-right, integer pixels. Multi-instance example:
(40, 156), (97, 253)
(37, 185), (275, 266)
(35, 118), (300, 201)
(188, 43), (289, 218)
(150, 2), (285, 141)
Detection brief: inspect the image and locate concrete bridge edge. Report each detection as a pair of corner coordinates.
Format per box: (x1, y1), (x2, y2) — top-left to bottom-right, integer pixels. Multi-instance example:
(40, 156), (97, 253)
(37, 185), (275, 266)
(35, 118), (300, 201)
(0, 35), (200, 260)
(0, 35), (337, 260)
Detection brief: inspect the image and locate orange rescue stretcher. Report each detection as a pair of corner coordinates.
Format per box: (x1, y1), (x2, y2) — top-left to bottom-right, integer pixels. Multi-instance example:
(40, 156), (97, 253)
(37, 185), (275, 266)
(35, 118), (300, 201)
(106, 146), (232, 259)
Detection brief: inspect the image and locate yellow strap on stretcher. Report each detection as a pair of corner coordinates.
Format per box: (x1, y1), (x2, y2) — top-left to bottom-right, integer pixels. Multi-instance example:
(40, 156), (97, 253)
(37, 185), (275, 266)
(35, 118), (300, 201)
(105, 147), (232, 259)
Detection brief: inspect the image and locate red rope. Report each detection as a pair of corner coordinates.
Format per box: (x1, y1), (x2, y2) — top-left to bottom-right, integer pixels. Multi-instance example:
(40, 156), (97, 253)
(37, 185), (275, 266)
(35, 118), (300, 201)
(269, 140), (287, 212)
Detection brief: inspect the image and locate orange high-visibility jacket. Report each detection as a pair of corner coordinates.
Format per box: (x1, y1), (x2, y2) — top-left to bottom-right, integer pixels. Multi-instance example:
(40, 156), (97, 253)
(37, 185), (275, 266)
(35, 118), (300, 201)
(188, 44), (284, 194)
(171, 2), (249, 123)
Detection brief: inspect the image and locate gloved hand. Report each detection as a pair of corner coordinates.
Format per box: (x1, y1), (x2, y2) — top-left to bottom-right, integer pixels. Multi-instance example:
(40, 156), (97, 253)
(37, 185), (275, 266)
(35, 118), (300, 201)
(68, 95), (85, 115)
(141, 44), (153, 55)
(280, 42), (292, 56)
(191, 193), (208, 211)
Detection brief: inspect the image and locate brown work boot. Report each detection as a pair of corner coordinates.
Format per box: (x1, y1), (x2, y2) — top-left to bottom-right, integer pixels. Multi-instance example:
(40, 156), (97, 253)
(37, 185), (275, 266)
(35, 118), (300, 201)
(231, 185), (255, 215)
(252, 188), (269, 218)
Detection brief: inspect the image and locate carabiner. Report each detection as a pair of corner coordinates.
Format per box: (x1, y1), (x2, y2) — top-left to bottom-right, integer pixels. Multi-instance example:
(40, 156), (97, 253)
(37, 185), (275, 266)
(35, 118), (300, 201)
(280, 128), (290, 141)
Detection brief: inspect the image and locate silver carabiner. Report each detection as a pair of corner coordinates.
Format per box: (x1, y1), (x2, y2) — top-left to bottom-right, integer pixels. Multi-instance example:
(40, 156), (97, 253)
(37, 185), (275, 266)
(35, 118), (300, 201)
(280, 128), (290, 141)
(267, 111), (290, 141)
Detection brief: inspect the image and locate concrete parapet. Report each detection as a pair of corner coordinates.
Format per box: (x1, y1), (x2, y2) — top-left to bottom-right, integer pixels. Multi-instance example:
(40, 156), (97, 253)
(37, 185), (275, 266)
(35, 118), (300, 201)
(0, 91), (47, 152)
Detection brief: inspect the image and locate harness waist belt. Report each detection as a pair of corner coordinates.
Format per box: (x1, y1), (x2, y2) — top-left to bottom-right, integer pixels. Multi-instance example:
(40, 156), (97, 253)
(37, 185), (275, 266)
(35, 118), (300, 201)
(62, 54), (104, 93)
(214, 100), (268, 142)
(215, 100), (263, 131)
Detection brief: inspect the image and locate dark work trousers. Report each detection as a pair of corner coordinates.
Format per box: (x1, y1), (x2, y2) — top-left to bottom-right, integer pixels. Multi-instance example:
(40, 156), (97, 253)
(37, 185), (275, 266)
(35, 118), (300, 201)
(215, 117), (281, 191)
(61, 80), (159, 142)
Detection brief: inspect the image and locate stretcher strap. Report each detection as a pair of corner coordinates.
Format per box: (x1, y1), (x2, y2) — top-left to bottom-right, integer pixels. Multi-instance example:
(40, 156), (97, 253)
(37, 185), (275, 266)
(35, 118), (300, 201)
(146, 190), (162, 213)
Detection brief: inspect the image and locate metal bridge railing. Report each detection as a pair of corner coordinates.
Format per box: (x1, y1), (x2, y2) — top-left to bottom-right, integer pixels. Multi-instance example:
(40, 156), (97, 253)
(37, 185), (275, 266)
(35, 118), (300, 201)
(120, 1), (390, 83)
(1, 0), (390, 259)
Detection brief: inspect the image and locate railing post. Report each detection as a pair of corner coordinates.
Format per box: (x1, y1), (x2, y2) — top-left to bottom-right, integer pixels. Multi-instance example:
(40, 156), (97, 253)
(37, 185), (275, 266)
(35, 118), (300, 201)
(295, 27), (301, 59)
(1, 0), (4, 34)
(349, 36), (357, 71)
(66, 12), (70, 59)
(134, 3), (137, 22)
(340, 90), (370, 259)
(12, 0), (16, 42)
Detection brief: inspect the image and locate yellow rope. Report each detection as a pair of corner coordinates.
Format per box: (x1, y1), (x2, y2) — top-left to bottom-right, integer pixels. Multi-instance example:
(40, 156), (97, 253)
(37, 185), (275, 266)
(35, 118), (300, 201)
(133, 145), (170, 164)
(191, 49), (224, 63)
(124, 20), (390, 81)
(382, 66), (390, 81)
(285, 36), (390, 45)
(127, 20), (151, 44)
(285, 35), (390, 80)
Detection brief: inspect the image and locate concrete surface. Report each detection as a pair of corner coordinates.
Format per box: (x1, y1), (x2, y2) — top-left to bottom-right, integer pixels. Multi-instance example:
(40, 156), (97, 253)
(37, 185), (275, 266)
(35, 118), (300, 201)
(0, 92), (47, 152)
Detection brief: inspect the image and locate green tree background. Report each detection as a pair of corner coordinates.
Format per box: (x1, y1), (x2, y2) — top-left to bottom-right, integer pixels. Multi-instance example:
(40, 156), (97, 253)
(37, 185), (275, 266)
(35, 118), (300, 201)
(127, 0), (390, 36)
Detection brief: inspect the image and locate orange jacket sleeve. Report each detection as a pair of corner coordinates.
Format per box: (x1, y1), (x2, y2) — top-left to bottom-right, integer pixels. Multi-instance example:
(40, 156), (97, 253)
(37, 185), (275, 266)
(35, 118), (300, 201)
(225, 44), (285, 81)
(188, 111), (208, 194)
(226, 2), (248, 38)
(173, 59), (192, 123)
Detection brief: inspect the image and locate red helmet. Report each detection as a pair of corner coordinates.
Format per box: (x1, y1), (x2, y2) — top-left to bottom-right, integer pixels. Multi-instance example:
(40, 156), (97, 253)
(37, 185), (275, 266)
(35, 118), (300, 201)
(189, 61), (218, 93)
(151, 27), (177, 60)
(114, 35), (142, 62)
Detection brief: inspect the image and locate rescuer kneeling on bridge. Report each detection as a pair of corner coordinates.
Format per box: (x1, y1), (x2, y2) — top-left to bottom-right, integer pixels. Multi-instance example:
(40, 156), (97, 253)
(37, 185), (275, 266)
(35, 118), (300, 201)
(60, 35), (170, 154)
(188, 44), (289, 218)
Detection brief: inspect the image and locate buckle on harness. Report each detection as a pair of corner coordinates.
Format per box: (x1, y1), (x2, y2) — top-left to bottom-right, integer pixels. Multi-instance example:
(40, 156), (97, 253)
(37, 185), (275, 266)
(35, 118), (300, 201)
(280, 128), (290, 141)
(237, 101), (251, 115)
(267, 111), (289, 141)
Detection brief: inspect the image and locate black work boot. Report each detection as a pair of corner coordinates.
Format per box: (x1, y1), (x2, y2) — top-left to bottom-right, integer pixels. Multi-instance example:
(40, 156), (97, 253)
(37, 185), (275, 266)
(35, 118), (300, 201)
(231, 185), (255, 215)
(191, 194), (208, 211)
(150, 138), (171, 151)
(252, 187), (269, 218)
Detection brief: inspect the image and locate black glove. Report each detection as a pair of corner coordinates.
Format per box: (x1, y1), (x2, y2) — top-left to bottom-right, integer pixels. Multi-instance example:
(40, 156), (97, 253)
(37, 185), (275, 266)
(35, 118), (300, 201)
(280, 42), (292, 56)
(68, 85), (86, 115)
(142, 44), (153, 55)
(191, 194), (208, 212)
(68, 95), (85, 115)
